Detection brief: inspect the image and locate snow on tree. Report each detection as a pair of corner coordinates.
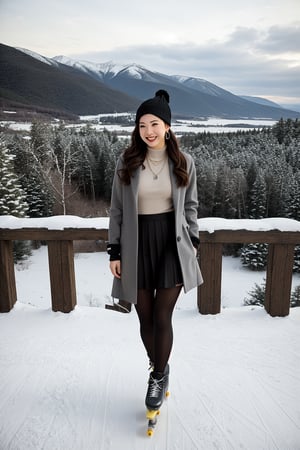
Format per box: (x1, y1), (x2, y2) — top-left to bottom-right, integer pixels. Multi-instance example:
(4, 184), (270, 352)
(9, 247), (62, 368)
(293, 245), (300, 274)
(244, 279), (266, 306)
(290, 285), (300, 307)
(212, 164), (239, 218)
(8, 134), (54, 217)
(194, 157), (217, 217)
(0, 136), (28, 217)
(0, 135), (31, 261)
(103, 138), (124, 201)
(240, 243), (268, 271)
(241, 169), (268, 270)
(27, 123), (81, 215)
(284, 172), (300, 222)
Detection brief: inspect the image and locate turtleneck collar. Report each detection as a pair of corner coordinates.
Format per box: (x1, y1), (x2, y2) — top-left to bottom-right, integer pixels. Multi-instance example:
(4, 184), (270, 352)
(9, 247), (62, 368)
(147, 145), (167, 160)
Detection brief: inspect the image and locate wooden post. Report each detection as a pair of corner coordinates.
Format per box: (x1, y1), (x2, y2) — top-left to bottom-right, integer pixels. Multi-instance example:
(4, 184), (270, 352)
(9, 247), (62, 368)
(47, 240), (77, 313)
(0, 240), (17, 312)
(0, 225), (299, 316)
(265, 243), (295, 317)
(198, 242), (223, 314)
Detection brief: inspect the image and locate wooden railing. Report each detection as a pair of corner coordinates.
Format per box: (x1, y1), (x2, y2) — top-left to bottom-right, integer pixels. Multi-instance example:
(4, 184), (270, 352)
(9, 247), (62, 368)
(0, 222), (299, 317)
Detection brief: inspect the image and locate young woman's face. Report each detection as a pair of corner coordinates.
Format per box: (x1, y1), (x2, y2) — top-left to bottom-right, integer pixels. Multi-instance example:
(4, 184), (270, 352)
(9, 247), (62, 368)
(139, 114), (170, 150)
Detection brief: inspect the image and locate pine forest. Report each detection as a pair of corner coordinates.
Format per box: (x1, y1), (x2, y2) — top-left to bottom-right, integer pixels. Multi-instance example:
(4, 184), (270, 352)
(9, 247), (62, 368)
(0, 118), (299, 274)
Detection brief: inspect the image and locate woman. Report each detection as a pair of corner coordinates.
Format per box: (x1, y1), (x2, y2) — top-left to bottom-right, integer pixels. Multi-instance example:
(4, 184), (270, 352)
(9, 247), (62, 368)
(107, 90), (203, 411)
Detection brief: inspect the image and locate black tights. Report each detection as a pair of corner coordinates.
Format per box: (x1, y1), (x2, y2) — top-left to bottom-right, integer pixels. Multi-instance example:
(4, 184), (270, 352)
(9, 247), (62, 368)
(135, 286), (182, 373)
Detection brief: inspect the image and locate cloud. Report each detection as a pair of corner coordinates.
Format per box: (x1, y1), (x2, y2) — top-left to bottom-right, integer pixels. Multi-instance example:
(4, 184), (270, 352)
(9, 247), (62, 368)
(256, 24), (300, 54)
(70, 25), (300, 101)
(2, 0), (299, 104)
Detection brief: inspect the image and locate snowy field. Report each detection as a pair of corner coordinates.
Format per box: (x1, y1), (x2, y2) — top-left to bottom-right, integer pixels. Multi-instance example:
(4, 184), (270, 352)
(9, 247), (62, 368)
(1, 246), (300, 450)
(0, 116), (277, 135)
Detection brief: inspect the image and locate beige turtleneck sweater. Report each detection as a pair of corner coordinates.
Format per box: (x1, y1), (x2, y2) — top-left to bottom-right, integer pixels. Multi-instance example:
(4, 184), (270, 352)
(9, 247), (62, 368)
(138, 147), (174, 214)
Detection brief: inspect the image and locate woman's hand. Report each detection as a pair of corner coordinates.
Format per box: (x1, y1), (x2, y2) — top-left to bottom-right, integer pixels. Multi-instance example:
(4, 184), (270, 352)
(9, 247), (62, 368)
(110, 260), (121, 279)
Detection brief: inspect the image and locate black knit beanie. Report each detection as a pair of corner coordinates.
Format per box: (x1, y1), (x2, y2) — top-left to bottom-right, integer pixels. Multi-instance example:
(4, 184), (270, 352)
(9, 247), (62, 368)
(135, 90), (171, 125)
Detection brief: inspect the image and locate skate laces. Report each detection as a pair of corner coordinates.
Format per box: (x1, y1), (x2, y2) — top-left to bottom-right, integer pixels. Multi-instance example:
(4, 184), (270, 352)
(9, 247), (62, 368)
(148, 360), (154, 371)
(148, 375), (164, 398)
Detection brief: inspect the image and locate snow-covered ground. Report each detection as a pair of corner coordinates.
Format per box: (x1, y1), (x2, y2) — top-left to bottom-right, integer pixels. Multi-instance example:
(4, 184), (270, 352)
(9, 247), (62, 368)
(0, 117), (276, 135)
(1, 246), (300, 450)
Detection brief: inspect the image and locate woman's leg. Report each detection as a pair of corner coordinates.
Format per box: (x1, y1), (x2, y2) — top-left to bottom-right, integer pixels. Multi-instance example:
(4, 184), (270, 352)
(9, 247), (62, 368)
(138, 286), (182, 410)
(153, 286), (182, 373)
(135, 289), (155, 363)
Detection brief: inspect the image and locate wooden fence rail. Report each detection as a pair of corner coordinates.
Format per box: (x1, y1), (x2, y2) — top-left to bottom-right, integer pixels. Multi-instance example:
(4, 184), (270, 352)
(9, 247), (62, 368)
(0, 226), (299, 317)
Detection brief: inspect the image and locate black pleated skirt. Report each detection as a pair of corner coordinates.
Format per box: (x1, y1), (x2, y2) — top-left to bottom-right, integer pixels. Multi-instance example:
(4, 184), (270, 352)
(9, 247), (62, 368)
(137, 211), (183, 290)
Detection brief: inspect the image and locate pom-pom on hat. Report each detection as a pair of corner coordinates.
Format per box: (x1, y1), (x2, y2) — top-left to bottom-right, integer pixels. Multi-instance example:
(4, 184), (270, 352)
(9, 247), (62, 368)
(135, 90), (171, 125)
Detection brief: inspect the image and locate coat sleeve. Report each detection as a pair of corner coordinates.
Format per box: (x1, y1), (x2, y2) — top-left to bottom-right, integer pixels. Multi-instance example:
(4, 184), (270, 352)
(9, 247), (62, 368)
(108, 157), (123, 246)
(184, 154), (200, 247)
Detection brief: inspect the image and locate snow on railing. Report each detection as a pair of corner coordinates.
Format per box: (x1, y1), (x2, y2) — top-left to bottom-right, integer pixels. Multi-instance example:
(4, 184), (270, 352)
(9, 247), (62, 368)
(1, 215), (300, 232)
(0, 216), (300, 316)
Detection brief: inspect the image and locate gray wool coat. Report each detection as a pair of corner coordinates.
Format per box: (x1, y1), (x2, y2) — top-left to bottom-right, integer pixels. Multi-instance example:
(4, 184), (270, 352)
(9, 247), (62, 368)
(108, 151), (203, 304)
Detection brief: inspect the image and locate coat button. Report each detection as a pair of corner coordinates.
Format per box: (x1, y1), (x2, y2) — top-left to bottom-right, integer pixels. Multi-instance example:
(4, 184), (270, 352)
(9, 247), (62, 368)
(177, 236), (181, 242)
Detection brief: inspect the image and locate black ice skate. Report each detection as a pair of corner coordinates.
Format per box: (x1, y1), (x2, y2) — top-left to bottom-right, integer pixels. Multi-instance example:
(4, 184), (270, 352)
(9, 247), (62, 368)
(145, 364), (170, 437)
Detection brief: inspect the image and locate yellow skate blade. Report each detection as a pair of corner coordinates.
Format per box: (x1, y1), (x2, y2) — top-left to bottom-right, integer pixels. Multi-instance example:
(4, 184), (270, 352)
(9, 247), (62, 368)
(166, 390), (170, 397)
(146, 409), (159, 420)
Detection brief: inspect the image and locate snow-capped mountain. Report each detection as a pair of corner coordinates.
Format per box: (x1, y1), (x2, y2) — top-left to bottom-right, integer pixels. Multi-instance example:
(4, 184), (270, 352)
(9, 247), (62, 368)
(171, 75), (232, 97)
(2, 44), (300, 119)
(53, 56), (171, 83)
(0, 43), (139, 117)
(53, 55), (124, 79)
(51, 55), (296, 119)
(16, 47), (60, 68)
(53, 56), (227, 93)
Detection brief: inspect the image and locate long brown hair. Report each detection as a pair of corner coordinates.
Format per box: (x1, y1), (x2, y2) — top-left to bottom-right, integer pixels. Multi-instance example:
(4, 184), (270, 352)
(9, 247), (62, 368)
(118, 126), (188, 186)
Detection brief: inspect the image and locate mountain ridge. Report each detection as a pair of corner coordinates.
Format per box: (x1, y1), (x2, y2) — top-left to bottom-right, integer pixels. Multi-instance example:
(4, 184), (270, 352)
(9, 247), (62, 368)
(0, 44), (140, 118)
(51, 54), (300, 119)
(1, 43), (299, 120)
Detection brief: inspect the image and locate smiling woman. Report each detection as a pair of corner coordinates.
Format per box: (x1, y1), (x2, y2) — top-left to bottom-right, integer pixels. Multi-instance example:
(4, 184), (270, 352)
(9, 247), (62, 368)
(138, 99), (170, 152)
(138, 116), (169, 150)
(106, 90), (203, 429)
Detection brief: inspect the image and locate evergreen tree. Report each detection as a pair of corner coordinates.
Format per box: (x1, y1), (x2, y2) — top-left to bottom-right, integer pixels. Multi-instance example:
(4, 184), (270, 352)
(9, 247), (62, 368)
(25, 174), (54, 217)
(0, 136), (31, 261)
(231, 167), (247, 219)
(290, 285), (300, 307)
(30, 120), (52, 154)
(74, 140), (96, 199)
(272, 118), (286, 144)
(240, 243), (268, 271)
(284, 172), (300, 221)
(248, 169), (267, 219)
(293, 245), (300, 273)
(241, 169), (268, 270)
(195, 157), (217, 217)
(244, 279), (266, 306)
(9, 135), (54, 217)
(0, 137), (28, 216)
(103, 138), (123, 201)
(212, 164), (237, 218)
(28, 123), (80, 214)
(245, 160), (258, 216)
(244, 280), (300, 308)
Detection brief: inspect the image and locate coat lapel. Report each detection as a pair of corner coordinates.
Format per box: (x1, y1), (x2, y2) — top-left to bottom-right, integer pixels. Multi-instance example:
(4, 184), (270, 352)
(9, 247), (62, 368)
(130, 165), (141, 212)
(169, 158), (179, 212)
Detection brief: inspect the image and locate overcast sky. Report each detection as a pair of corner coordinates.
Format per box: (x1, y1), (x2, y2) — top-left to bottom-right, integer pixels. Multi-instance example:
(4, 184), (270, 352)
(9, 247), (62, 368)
(1, 0), (300, 106)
